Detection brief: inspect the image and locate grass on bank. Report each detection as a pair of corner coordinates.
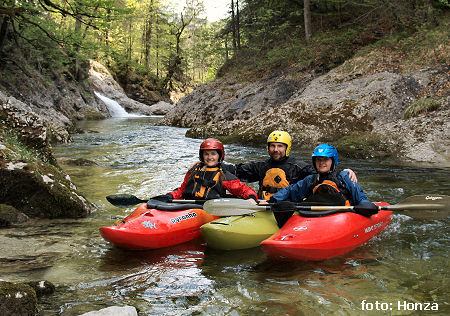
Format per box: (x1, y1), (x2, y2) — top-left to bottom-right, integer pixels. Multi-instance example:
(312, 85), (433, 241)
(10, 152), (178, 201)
(220, 12), (449, 82)
(404, 97), (442, 119)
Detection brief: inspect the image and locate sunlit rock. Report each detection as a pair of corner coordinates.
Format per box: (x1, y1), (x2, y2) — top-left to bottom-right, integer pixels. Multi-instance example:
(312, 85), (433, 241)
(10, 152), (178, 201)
(79, 305), (138, 316)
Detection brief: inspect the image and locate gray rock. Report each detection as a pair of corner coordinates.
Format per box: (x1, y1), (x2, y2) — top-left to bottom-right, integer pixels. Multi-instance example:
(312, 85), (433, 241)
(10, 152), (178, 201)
(89, 60), (160, 115)
(148, 101), (174, 115)
(163, 64), (449, 165)
(79, 305), (138, 316)
(0, 49), (106, 143)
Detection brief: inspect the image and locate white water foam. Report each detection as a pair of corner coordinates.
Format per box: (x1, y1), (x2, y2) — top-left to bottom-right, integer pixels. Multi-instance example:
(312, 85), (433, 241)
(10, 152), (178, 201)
(94, 92), (143, 118)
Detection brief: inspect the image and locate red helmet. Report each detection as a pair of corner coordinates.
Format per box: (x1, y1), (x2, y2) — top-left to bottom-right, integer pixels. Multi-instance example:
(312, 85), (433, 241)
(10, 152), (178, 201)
(199, 138), (225, 162)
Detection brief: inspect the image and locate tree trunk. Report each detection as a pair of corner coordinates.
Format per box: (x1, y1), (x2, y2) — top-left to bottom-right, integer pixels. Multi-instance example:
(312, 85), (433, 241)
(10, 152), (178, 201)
(236, 0), (241, 50)
(156, 13), (160, 78)
(0, 16), (9, 52)
(231, 0), (237, 52)
(144, 0), (154, 69)
(74, 11), (82, 80)
(304, 0), (312, 42)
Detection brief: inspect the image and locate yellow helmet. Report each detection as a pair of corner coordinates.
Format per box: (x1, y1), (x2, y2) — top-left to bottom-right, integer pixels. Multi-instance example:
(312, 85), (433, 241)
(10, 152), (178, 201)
(267, 131), (292, 156)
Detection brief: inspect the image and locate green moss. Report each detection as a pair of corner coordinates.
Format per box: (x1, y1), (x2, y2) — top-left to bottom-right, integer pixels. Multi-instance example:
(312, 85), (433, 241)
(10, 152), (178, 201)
(334, 132), (396, 159)
(404, 97), (442, 119)
(0, 130), (40, 163)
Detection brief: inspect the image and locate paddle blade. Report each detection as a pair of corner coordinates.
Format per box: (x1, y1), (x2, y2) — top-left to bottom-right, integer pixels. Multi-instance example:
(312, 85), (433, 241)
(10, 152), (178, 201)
(203, 198), (269, 216)
(383, 195), (450, 220)
(106, 194), (147, 206)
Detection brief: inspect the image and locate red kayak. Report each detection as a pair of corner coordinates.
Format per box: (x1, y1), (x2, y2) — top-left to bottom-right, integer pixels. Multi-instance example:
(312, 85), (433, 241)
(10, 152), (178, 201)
(100, 203), (217, 250)
(260, 202), (392, 261)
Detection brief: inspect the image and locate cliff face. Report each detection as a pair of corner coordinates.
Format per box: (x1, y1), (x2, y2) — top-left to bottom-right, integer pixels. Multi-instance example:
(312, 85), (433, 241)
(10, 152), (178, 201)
(163, 27), (450, 165)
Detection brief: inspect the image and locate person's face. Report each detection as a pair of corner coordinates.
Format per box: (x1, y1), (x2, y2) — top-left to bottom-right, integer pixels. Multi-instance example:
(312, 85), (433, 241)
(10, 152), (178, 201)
(268, 142), (287, 161)
(203, 150), (220, 167)
(315, 157), (332, 173)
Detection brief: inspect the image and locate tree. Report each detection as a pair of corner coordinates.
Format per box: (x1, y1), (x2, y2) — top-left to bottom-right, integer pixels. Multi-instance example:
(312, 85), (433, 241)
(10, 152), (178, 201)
(304, 0), (312, 41)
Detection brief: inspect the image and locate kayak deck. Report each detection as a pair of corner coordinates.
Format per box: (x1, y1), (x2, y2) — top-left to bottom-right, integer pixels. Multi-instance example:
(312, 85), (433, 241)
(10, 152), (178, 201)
(201, 211), (279, 250)
(261, 202), (392, 261)
(100, 203), (216, 250)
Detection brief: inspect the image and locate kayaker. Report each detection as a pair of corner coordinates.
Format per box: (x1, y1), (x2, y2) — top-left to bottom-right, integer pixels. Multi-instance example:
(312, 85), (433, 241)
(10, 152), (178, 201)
(268, 143), (378, 227)
(151, 138), (258, 202)
(231, 130), (357, 200)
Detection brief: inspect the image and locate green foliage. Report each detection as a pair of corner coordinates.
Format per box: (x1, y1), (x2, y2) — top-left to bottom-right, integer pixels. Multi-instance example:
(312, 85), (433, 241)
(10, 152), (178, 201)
(404, 97), (442, 119)
(0, 130), (39, 163)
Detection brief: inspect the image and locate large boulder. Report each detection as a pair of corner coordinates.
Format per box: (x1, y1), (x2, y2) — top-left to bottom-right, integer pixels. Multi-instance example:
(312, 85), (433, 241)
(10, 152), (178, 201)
(0, 94), (94, 218)
(0, 161), (92, 218)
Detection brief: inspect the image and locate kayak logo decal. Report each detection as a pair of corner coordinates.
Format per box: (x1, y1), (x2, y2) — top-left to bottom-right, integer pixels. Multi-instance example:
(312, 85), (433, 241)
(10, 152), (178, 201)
(293, 226), (308, 231)
(170, 212), (197, 224)
(142, 221), (157, 229)
(426, 196), (443, 201)
(364, 222), (383, 234)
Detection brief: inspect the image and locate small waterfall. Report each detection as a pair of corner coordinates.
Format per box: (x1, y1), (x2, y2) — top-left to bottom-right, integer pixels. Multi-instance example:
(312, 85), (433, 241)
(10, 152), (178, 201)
(94, 92), (140, 118)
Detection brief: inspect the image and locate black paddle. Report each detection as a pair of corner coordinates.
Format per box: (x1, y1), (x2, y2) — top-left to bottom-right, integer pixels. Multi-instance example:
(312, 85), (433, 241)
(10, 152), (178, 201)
(202, 195), (450, 220)
(106, 193), (205, 207)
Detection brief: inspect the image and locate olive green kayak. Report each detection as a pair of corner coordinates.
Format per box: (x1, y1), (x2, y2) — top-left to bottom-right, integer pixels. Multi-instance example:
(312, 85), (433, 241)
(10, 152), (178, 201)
(200, 211), (279, 250)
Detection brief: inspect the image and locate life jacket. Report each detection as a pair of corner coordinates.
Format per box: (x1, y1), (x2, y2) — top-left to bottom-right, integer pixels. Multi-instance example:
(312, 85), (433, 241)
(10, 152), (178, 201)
(184, 164), (225, 199)
(304, 176), (351, 206)
(259, 167), (290, 201)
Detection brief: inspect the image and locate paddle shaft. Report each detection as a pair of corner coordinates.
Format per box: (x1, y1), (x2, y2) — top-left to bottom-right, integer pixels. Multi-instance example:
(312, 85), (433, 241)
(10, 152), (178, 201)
(203, 195), (449, 218)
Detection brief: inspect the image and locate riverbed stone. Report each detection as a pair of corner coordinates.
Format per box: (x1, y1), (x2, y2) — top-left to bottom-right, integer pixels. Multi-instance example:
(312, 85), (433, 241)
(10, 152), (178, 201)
(0, 204), (29, 227)
(25, 281), (55, 298)
(79, 305), (138, 316)
(0, 281), (38, 316)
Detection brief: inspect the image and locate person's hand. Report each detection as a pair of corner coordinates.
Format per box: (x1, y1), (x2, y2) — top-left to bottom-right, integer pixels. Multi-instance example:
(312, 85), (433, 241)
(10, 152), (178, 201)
(151, 194), (173, 203)
(354, 202), (378, 217)
(345, 168), (358, 182)
(247, 195), (258, 204)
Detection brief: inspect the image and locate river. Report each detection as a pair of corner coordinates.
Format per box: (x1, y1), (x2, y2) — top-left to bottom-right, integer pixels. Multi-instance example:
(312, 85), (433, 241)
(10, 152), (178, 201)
(1, 117), (449, 315)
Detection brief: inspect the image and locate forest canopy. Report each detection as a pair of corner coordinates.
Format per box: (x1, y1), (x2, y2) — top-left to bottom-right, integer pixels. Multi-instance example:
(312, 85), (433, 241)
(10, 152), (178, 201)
(0, 0), (448, 94)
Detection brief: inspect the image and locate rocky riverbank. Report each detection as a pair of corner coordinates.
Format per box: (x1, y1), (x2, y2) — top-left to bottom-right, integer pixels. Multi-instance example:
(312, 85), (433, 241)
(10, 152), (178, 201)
(163, 23), (450, 165)
(0, 55), (173, 224)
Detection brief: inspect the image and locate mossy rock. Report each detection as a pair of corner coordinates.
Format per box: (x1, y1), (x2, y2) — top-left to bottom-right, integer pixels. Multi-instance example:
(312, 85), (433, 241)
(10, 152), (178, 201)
(0, 281), (38, 316)
(333, 132), (397, 159)
(0, 161), (93, 218)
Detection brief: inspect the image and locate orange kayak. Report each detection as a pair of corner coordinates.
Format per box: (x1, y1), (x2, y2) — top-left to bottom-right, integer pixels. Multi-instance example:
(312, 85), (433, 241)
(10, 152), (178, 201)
(261, 202), (393, 261)
(100, 203), (217, 250)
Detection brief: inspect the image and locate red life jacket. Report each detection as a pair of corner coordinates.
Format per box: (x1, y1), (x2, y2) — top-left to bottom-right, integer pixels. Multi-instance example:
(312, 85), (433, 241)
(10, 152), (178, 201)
(184, 164), (226, 199)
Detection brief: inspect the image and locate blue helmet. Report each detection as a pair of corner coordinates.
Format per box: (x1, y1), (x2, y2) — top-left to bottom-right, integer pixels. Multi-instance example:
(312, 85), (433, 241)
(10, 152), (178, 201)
(312, 144), (340, 172)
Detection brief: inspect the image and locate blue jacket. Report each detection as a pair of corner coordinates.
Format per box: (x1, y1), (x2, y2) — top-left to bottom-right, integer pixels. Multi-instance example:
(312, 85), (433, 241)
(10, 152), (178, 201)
(271, 171), (370, 205)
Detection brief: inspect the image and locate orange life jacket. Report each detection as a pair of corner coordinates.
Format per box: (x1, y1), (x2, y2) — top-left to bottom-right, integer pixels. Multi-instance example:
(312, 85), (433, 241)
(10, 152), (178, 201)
(259, 167), (290, 200)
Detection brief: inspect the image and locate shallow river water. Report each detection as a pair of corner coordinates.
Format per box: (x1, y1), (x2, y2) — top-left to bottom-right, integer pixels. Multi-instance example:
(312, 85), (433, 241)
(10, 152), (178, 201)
(1, 117), (449, 315)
